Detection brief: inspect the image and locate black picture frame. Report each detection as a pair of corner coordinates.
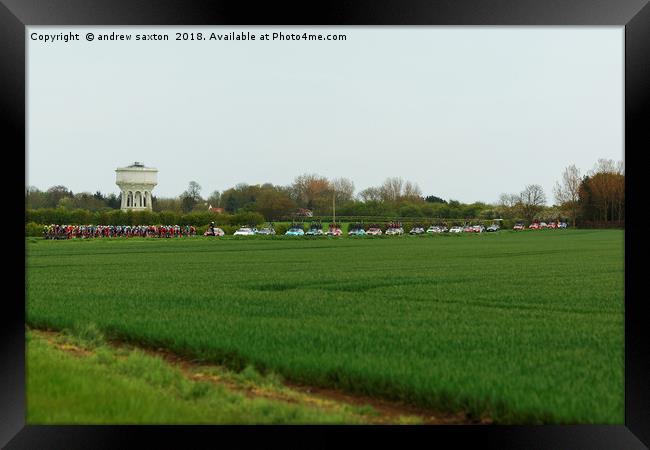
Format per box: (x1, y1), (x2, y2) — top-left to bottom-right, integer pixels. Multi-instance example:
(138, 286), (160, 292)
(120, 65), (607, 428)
(2, 1), (648, 448)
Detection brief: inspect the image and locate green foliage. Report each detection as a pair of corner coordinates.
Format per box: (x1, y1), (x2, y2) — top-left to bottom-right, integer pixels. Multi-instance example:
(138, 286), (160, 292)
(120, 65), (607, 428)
(274, 223), (289, 235)
(220, 225), (241, 235)
(425, 195), (446, 204)
(25, 222), (44, 237)
(228, 212), (265, 227)
(399, 203), (423, 217)
(59, 322), (106, 349)
(27, 231), (624, 424)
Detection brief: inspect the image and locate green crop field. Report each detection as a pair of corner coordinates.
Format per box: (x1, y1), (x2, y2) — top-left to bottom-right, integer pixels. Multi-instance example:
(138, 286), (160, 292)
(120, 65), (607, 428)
(25, 230), (624, 424)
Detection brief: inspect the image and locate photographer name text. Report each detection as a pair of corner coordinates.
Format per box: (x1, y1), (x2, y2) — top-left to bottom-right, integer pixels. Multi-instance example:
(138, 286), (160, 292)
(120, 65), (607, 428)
(30, 31), (348, 44)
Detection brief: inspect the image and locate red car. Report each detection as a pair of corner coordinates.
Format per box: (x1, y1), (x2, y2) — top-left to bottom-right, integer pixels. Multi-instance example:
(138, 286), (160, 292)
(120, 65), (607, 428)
(529, 223), (540, 230)
(513, 223), (525, 231)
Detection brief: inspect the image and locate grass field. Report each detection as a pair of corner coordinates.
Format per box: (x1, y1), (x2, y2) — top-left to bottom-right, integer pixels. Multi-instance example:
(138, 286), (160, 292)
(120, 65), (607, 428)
(26, 230), (624, 424)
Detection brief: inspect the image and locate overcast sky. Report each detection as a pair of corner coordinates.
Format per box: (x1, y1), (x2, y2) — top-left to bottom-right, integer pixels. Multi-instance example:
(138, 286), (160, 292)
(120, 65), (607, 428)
(27, 26), (623, 204)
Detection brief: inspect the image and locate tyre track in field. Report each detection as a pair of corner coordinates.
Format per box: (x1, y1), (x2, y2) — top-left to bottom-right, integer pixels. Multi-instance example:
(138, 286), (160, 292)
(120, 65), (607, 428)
(31, 328), (489, 425)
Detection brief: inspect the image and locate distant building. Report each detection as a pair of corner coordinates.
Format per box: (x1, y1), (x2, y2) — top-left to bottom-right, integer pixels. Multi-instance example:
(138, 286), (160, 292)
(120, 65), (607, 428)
(115, 162), (158, 211)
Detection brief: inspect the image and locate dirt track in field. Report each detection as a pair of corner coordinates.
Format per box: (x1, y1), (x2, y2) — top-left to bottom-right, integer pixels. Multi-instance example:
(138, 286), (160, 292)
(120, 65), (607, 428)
(33, 328), (491, 425)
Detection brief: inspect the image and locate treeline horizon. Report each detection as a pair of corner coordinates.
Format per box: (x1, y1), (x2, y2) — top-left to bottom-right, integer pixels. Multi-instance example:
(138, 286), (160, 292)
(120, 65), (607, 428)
(26, 158), (624, 227)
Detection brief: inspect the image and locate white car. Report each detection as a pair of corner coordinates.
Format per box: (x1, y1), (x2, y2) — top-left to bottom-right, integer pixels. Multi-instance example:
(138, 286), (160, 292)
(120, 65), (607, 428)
(204, 227), (225, 236)
(366, 227), (383, 236)
(233, 227), (256, 236)
(427, 226), (443, 234)
(410, 227), (425, 235)
(449, 226), (464, 233)
(385, 227), (404, 235)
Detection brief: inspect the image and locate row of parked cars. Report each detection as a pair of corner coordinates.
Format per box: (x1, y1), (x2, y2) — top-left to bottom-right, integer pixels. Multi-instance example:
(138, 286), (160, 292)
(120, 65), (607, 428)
(205, 223), (504, 237)
(204, 223), (344, 237)
(513, 221), (568, 230)
(204, 221), (569, 237)
(205, 225), (278, 236)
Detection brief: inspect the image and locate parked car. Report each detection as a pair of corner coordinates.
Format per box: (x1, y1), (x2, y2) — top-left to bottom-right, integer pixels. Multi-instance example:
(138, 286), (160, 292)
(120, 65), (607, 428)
(326, 224), (343, 236)
(410, 227), (425, 235)
(233, 227), (256, 236)
(513, 222), (525, 231)
(547, 222), (558, 229)
(305, 221), (323, 236)
(427, 226), (442, 234)
(348, 228), (366, 236)
(449, 226), (463, 233)
(539, 222), (548, 229)
(385, 227), (404, 235)
(463, 225), (475, 233)
(486, 224), (500, 232)
(366, 227), (383, 236)
(559, 222), (568, 229)
(256, 225), (276, 235)
(529, 223), (541, 230)
(285, 226), (305, 236)
(204, 227), (225, 236)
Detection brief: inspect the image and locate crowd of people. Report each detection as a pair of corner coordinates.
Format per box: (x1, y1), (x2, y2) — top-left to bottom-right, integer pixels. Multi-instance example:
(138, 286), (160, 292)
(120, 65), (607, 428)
(42, 224), (197, 240)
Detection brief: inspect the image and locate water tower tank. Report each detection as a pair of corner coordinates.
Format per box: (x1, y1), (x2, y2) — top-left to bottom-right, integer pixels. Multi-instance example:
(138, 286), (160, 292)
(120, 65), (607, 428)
(115, 162), (158, 211)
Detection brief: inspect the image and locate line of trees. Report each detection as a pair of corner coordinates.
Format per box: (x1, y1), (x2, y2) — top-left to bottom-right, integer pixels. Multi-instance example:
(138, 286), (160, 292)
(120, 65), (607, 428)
(25, 186), (121, 211)
(495, 159), (624, 228)
(26, 158), (624, 227)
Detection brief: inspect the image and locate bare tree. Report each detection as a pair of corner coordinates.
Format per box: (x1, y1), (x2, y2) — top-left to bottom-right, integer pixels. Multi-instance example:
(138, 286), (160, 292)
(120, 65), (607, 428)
(592, 158), (619, 174)
(180, 181), (203, 213)
(207, 190), (221, 208)
(379, 177), (404, 202)
(499, 193), (520, 209)
(358, 187), (382, 202)
(330, 177), (355, 203)
(519, 184), (546, 223)
(585, 159), (625, 224)
(497, 193), (521, 219)
(553, 164), (581, 227)
(403, 181), (423, 200)
(290, 173), (330, 209)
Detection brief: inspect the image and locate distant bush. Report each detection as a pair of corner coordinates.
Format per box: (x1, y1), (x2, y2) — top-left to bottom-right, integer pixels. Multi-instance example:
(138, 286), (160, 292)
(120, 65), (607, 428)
(228, 212), (265, 227)
(26, 222), (44, 237)
(274, 224), (289, 235)
(221, 225), (240, 235)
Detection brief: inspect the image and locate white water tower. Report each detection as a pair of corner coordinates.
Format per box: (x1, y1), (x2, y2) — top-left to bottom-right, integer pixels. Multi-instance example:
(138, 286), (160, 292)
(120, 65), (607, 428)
(115, 162), (158, 211)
